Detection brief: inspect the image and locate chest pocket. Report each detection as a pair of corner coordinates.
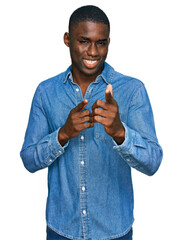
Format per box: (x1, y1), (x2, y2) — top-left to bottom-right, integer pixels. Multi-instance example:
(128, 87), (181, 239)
(94, 123), (113, 143)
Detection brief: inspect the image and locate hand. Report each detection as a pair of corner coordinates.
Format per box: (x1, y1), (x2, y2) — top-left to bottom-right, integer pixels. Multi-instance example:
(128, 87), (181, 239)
(92, 84), (125, 144)
(58, 99), (93, 146)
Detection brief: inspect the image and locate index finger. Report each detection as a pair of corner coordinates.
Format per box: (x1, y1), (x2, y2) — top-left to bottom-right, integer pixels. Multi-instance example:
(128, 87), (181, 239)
(75, 99), (88, 112)
(105, 84), (113, 103)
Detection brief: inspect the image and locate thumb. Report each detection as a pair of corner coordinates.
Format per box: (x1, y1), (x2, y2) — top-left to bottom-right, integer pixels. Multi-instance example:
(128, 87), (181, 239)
(75, 99), (88, 112)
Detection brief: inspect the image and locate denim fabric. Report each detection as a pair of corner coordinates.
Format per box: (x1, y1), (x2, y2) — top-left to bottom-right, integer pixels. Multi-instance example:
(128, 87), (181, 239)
(47, 227), (133, 240)
(20, 62), (162, 240)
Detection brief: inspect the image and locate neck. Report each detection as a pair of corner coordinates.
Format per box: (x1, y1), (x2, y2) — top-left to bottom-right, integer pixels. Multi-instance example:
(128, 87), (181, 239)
(73, 74), (96, 97)
(72, 66), (104, 96)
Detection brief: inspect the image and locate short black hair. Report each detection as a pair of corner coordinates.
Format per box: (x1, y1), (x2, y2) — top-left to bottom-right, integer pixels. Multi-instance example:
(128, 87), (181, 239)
(69, 5), (110, 33)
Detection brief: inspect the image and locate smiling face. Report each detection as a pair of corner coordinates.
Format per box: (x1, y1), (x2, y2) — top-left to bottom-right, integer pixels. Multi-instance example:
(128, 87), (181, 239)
(64, 21), (110, 81)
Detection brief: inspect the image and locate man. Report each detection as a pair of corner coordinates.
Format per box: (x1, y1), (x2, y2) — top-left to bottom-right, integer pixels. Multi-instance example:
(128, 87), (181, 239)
(20, 5), (163, 240)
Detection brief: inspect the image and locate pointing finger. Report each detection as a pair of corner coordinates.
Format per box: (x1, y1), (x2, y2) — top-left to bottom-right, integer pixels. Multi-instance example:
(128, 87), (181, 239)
(105, 84), (113, 103)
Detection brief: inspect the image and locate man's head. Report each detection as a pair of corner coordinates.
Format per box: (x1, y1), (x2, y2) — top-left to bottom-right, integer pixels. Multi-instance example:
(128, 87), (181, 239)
(64, 5), (110, 79)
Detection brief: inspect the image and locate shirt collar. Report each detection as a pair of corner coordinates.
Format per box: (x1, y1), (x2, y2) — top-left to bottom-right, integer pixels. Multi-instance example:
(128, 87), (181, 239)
(63, 62), (114, 84)
(99, 62), (114, 84)
(63, 65), (72, 83)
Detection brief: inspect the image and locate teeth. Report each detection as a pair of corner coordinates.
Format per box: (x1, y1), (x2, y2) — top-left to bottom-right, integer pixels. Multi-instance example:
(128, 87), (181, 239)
(85, 60), (97, 65)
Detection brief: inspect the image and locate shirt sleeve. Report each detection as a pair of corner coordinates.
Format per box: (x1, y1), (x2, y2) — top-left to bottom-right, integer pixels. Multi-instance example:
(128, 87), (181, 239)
(20, 85), (69, 173)
(113, 84), (163, 176)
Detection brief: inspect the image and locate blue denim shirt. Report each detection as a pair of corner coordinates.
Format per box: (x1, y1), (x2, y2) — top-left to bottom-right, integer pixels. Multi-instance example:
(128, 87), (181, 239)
(20, 62), (162, 240)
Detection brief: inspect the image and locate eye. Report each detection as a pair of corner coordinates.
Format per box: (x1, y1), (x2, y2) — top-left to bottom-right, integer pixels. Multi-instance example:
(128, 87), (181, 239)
(97, 41), (107, 46)
(79, 40), (89, 44)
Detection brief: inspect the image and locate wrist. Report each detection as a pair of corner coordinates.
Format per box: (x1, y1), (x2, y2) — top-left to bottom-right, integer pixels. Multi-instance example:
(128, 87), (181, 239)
(58, 127), (69, 146)
(113, 126), (125, 145)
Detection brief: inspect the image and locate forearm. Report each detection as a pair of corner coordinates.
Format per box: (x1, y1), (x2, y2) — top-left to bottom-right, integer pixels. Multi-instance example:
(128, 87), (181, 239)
(113, 123), (163, 176)
(21, 128), (68, 173)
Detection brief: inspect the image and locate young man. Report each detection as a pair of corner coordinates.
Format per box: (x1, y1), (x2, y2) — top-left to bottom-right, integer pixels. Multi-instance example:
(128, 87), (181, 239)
(20, 5), (163, 240)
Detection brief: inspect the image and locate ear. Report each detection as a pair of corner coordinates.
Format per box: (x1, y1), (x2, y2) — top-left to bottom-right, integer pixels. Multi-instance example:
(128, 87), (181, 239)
(64, 32), (70, 47)
(108, 37), (110, 45)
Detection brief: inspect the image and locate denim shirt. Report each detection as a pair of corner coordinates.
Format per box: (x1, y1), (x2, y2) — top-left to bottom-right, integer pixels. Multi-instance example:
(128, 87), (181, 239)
(20, 62), (163, 240)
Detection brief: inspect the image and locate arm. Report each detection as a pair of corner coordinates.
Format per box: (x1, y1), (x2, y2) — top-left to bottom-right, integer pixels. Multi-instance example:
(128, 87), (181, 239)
(20, 86), (66, 173)
(114, 84), (163, 176)
(92, 84), (163, 176)
(20, 86), (93, 173)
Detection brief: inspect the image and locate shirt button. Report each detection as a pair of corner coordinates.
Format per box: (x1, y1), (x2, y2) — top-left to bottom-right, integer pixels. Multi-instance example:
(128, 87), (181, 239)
(81, 136), (84, 140)
(81, 161), (84, 165)
(76, 88), (79, 92)
(83, 210), (86, 215)
(82, 186), (85, 192)
(59, 150), (62, 154)
(49, 159), (53, 162)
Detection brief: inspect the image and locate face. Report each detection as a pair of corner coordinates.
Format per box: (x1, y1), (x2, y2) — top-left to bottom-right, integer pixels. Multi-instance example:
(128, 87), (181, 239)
(64, 21), (110, 79)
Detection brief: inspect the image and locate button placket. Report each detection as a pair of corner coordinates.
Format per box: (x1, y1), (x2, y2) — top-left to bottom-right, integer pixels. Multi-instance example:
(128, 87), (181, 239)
(75, 82), (94, 240)
(79, 133), (91, 239)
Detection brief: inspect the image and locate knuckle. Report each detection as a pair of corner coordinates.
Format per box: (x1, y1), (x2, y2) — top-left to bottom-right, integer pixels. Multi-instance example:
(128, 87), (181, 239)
(82, 110), (89, 117)
(85, 123), (90, 128)
(83, 116), (90, 122)
(87, 116), (91, 122)
(94, 116), (98, 122)
(94, 108), (101, 115)
(70, 114), (75, 120)
(86, 110), (90, 115)
(96, 99), (101, 106)
(99, 99), (103, 105)
(82, 116), (86, 122)
(93, 108), (97, 115)
(96, 108), (100, 114)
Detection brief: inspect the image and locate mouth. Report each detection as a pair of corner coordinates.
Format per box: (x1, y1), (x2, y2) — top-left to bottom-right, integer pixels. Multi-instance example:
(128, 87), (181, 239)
(83, 59), (99, 69)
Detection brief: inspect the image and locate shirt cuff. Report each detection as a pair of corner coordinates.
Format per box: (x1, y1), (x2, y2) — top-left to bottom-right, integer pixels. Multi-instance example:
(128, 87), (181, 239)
(113, 122), (147, 167)
(113, 122), (132, 151)
(43, 128), (69, 167)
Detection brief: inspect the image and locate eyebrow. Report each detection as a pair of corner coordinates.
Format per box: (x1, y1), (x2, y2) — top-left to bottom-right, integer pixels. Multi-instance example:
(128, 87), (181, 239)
(80, 36), (90, 41)
(97, 39), (108, 42)
(80, 36), (108, 42)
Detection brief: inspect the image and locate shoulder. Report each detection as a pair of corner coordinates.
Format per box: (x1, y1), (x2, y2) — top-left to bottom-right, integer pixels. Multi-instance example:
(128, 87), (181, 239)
(38, 71), (66, 91)
(105, 62), (144, 90)
(114, 70), (143, 88)
(111, 69), (145, 97)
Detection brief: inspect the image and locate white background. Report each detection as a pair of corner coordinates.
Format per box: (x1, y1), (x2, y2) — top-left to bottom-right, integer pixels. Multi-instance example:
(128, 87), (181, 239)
(0, 0), (183, 239)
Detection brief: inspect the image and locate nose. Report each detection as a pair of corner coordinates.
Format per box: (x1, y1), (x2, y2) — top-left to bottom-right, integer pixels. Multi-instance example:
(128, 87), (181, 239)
(87, 43), (98, 57)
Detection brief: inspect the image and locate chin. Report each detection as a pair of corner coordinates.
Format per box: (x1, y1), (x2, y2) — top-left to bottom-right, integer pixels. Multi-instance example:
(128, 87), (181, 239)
(81, 65), (104, 77)
(83, 70), (99, 76)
